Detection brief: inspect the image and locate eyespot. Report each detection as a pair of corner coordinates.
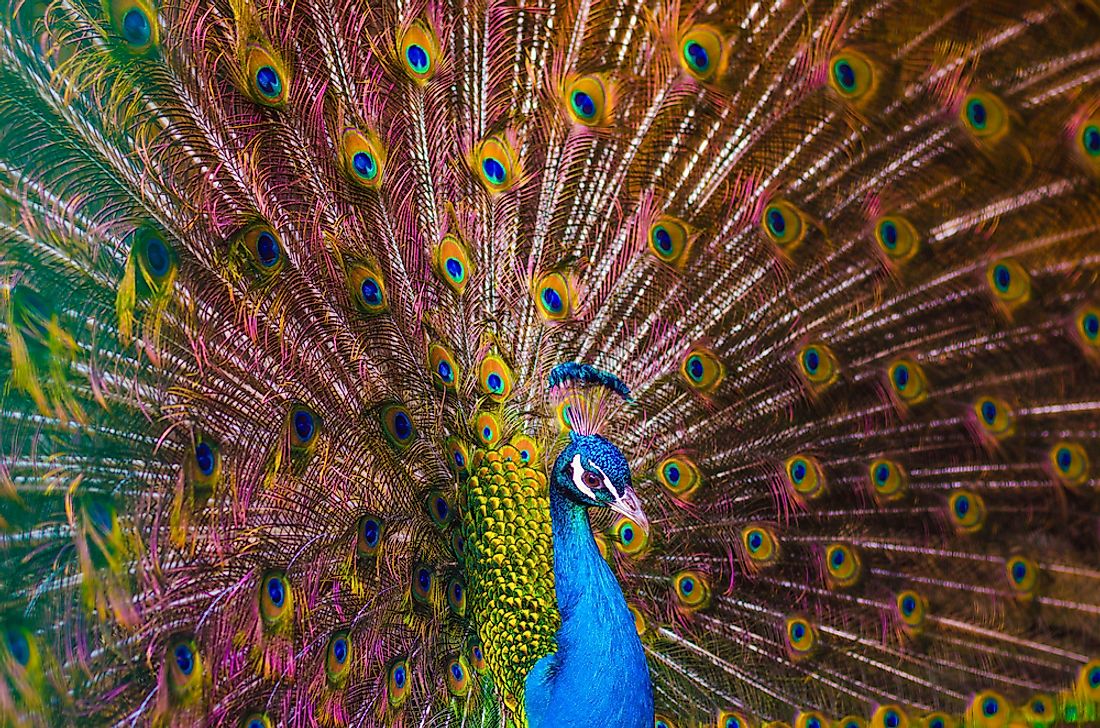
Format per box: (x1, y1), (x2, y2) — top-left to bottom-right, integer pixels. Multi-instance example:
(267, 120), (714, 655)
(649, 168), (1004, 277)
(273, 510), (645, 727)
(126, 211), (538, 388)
(961, 91), (1009, 142)
(1073, 303), (1100, 354)
(612, 516), (648, 557)
(784, 615), (818, 660)
(427, 343), (459, 391)
(680, 347), (724, 394)
(341, 129), (386, 189)
(887, 358), (928, 405)
(444, 655), (471, 696)
(3, 627), (39, 672)
(986, 259), (1030, 309)
(474, 135), (518, 192)
(555, 393), (585, 432)
(190, 437), (220, 492)
(837, 718), (867, 728)
(922, 713), (954, 728)
(134, 229), (176, 293)
(740, 525), (779, 570)
(967, 690), (1009, 728)
(868, 458), (908, 502)
(784, 454), (826, 500)
(240, 713), (273, 728)
(1049, 441), (1090, 489)
(534, 271), (574, 321)
(717, 711), (755, 728)
(426, 490), (453, 528)
(829, 50), (876, 103)
(679, 25), (725, 82)
(509, 434), (540, 467)
(445, 437), (470, 476)
(348, 265), (388, 314)
(258, 571), (293, 628)
(972, 396), (1015, 440)
(451, 530), (466, 562)
(325, 632), (351, 686)
(796, 712), (830, 728)
(947, 489), (986, 534)
(873, 215), (920, 264)
(107, 1), (158, 52)
(82, 499), (123, 566)
(656, 455), (702, 499)
(237, 224), (284, 274)
(894, 589), (927, 636)
(762, 199), (808, 251)
(1077, 660), (1100, 699)
(1022, 694), (1055, 726)
(411, 563), (434, 605)
(380, 403), (416, 450)
(166, 636), (202, 700)
(245, 45), (290, 107)
(467, 642), (486, 673)
(287, 405), (321, 452)
(1073, 114), (1100, 175)
(672, 570), (710, 611)
(824, 543), (862, 588)
(648, 215), (692, 267)
(399, 20), (439, 81)
(434, 235), (472, 294)
(565, 74), (611, 125)
(871, 705), (909, 728)
(446, 576), (466, 617)
(474, 411), (503, 447)
(797, 343), (839, 390)
(356, 514), (384, 558)
(1005, 555), (1040, 599)
(479, 355), (514, 401)
(655, 716), (678, 728)
(387, 658), (411, 707)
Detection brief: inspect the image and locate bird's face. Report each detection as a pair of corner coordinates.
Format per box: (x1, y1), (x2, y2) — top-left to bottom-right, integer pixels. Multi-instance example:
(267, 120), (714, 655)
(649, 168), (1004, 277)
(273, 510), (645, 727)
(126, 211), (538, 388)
(552, 433), (649, 532)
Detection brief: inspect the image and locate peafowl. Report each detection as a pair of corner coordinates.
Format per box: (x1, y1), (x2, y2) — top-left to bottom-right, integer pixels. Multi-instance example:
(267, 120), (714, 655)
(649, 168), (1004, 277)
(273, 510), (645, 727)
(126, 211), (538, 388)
(3, 0), (1100, 726)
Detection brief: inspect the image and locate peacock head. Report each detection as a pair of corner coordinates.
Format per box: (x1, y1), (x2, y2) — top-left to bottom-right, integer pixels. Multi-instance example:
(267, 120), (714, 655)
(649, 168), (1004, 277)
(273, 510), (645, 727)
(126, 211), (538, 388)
(551, 431), (649, 533)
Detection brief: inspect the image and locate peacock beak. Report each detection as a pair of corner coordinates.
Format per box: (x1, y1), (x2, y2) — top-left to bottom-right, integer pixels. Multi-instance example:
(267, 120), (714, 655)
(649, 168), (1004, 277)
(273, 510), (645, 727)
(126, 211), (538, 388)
(608, 487), (649, 535)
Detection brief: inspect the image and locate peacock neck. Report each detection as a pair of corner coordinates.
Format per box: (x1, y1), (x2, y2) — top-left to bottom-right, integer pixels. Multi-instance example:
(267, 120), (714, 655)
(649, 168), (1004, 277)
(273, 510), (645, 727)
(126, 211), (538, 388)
(538, 479), (653, 725)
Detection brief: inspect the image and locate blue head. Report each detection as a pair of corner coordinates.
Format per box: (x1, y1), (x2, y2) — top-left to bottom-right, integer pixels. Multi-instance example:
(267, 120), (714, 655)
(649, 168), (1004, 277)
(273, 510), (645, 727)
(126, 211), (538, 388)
(551, 432), (648, 532)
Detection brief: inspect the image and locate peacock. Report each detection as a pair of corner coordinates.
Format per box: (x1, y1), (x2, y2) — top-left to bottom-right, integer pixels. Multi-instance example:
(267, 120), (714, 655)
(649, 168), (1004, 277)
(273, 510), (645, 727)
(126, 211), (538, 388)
(2, 0), (1100, 725)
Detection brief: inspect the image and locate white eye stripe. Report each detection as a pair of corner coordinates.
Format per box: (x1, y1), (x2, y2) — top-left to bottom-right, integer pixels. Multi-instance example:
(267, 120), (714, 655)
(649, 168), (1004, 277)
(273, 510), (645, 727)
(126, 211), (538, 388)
(570, 454), (598, 500)
(591, 463), (619, 500)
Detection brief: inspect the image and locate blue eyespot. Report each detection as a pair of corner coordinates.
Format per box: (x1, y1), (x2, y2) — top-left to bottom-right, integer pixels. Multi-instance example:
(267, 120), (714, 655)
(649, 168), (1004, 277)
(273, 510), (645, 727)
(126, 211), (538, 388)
(571, 90), (596, 119)
(435, 497), (449, 520)
(766, 208), (786, 237)
(417, 568), (431, 591)
(145, 237), (170, 277)
(437, 360), (454, 383)
(362, 518), (380, 547)
(791, 622), (805, 640)
(267, 577), (285, 607)
(1084, 312), (1099, 338)
(1085, 125), (1100, 155)
(981, 400), (998, 425)
(255, 66), (282, 99)
(482, 157), (506, 185)
(5, 630), (30, 666)
(681, 577), (694, 594)
(174, 643), (194, 675)
(293, 410), (315, 442)
(1033, 701), (1046, 714)
(748, 532), (763, 550)
(353, 151), (377, 179)
(541, 287), (564, 313)
(967, 98), (987, 129)
(1012, 560), (1027, 582)
(685, 41), (709, 71)
(983, 697), (999, 716)
(393, 664), (406, 687)
(194, 442), (215, 476)
(122, 8), (151, 46)
(622, 526), (634, 543)
(831, 549), (845, 567)
(893, 364), (909, 390)
(833, 60), (856, 91)
(1089, 665), (1100, 686)
(88, 501), (114, 534)
(452, 581), (462, 601)
(360, 277), (382, 306)
(406, 44), (430, 73)
(445, 258), (464, 279)
(451, 662), (463, 680)
(666, 464), (681, 483)
(803, 348), (820, 374)
(332, 637), (348, 664)
(487, 373), (503, 392)
(393, 411), (412, 441)
(791, 461), (807, 482)
(993, 264), (1011, 292)
(453, 450), (465, 466)
(880, 220), (898, 249)
(687, 355), (704, 381)
(955, 495), (970, 517)
(256, 231), (280, 267)
(901, 595), (916, 615)
(884, 709), (900, 728)
(654, 226), (673, 253)
(482, 426), (492, 439)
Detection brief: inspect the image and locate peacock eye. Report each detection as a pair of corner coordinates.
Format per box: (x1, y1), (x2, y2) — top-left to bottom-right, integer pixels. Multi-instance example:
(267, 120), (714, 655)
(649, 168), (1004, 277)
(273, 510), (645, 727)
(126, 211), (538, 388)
(582, 471), (601, 489)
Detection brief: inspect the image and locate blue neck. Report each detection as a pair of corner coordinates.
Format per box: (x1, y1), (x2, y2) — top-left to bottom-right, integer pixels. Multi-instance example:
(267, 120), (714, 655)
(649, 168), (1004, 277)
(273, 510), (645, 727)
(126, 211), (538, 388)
(524, 481), (653, 728)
